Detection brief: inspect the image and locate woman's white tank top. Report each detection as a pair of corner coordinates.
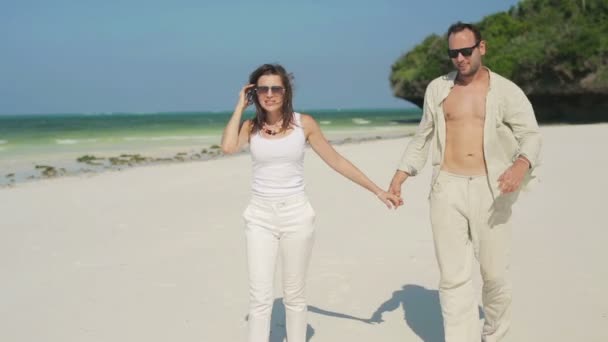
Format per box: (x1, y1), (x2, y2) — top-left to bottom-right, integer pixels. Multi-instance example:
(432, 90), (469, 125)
(249, 112), (306, 198)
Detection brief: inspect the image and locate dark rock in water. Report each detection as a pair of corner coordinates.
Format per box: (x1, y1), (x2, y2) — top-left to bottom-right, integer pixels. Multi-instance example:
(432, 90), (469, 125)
(402, 93), (608, 124)
(528, 94), (608, 124)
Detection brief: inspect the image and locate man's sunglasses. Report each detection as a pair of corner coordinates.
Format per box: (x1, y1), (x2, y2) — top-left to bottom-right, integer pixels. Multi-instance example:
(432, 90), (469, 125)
(447, 41), (480, 58)
(256, 86), (285, 96)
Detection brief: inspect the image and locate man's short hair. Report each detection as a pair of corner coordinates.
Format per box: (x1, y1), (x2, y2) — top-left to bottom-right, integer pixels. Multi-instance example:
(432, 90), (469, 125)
(447, 22), (482, 42)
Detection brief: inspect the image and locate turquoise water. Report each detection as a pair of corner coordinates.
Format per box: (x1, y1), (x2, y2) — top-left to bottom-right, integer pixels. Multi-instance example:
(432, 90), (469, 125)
(0, 108), (421, 185)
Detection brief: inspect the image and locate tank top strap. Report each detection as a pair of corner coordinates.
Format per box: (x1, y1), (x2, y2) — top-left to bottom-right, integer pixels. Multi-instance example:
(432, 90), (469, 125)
(293, 112), (303, 126)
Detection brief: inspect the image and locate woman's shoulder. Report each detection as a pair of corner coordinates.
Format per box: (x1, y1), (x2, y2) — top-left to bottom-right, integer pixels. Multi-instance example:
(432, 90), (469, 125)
(296, 113), (321, 137)
(297, 113), (316, 125)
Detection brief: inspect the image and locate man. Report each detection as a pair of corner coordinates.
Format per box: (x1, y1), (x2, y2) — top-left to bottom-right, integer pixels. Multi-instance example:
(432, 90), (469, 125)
(389, 22), (542, 342)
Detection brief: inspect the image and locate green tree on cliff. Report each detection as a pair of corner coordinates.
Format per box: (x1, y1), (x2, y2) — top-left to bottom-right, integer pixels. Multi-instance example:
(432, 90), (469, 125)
(391, 0), (608, 122)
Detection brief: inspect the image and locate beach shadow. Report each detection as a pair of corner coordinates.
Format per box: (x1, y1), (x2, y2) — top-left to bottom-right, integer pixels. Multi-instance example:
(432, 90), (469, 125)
(269, 298), (316, 342)
(245, 298), (373, 341)
(245, 298), (316, 342)
(369, 284), (483, 342)
(307, 304), (372, 324)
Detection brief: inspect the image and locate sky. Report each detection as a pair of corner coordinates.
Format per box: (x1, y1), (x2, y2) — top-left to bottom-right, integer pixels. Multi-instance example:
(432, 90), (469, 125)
(0, 0), (521, 115)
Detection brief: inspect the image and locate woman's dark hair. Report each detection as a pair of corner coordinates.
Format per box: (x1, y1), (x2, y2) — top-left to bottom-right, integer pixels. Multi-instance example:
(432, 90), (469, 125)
(248, 63), (295, 133)
(447, 22), (482, 43)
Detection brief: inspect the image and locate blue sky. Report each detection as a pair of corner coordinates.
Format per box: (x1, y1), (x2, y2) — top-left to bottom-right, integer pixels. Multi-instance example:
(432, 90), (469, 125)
(1, 0), (520, 114)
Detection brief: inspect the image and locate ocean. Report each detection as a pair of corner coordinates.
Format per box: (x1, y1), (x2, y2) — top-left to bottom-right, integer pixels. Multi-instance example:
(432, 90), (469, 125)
(0, 108), (421, 185)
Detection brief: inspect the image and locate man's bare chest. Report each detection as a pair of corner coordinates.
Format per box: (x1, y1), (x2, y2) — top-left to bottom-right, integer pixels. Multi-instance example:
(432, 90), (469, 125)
(443, 87), (487, 122)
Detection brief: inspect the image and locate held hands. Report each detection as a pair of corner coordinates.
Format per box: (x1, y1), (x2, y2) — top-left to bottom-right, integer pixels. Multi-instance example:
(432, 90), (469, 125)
(388, 182), (405, 208)
(387, 171), (407, 207)
(498, 158), (530, 193)
(376, 190), (402, 210)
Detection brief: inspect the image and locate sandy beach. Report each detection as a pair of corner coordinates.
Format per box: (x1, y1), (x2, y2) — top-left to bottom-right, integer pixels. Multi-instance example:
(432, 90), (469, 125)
(1, 124), (607, 341)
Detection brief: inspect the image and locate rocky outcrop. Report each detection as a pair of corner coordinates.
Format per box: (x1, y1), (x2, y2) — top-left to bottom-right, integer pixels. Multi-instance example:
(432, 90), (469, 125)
(399, 91), (608, 124)
(390, 0), (608, 123)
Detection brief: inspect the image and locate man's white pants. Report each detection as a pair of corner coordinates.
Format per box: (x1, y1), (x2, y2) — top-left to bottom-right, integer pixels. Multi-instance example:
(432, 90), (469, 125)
(243, 193), (315, 342)
(430, 171), (515, 342)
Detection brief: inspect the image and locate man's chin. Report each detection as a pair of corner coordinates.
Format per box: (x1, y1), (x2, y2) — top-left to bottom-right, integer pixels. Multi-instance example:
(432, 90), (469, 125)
(458, 68), (472, 76)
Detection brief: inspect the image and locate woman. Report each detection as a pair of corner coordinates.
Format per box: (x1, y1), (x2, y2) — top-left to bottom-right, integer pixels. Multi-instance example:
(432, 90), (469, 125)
(221, 63), (400, 342)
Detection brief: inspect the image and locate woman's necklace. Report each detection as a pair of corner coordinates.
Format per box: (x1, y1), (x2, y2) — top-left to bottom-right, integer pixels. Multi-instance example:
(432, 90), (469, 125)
(262, 120), (283, 136)
(262, 127), (281, 135)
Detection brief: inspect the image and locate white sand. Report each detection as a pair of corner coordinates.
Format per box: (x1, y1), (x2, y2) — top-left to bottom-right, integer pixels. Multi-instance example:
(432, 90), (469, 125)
(1, 124), (607, 341)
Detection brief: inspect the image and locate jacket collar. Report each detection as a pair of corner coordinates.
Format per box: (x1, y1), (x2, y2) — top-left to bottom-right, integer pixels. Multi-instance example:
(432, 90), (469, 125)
(438, 66), (494, 104)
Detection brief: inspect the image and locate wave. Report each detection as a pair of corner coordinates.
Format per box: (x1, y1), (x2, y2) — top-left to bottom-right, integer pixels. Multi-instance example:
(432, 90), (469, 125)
(123, 135), (209, 142)
(319, 120), (332, 125)
(55, 138), (99, 145)
(352, 118), (371, 125)
(0, 140), (7, 145)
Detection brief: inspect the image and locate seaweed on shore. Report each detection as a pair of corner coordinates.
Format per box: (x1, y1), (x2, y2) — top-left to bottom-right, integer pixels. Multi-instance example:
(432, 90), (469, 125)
(35, 165), (66, 178)
(77, 155), (106, 165)
(174, 152), (188, 161)
(109, 154), (150, 166)
(5, 136), (412, 186)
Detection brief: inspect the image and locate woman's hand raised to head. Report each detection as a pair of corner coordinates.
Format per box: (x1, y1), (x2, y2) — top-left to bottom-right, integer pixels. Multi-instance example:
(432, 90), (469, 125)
(237, 84), (256, 111)
(376, 190), (403, 210)
(222, 84), (256, 154)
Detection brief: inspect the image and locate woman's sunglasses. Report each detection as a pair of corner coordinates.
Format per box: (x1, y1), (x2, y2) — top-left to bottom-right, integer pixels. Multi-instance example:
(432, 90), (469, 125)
(256, 86), (285, 96)
(447, 41), (480, 58)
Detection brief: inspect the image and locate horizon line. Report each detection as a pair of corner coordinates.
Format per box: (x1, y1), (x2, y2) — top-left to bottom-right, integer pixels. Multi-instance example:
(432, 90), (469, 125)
(0, 106), (421, 117)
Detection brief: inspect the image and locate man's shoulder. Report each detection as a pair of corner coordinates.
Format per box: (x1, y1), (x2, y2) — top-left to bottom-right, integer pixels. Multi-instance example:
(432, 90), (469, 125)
(489, 70), (523, 92)
(428, 71), (457, 89)
(425, 72), (456, 98)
